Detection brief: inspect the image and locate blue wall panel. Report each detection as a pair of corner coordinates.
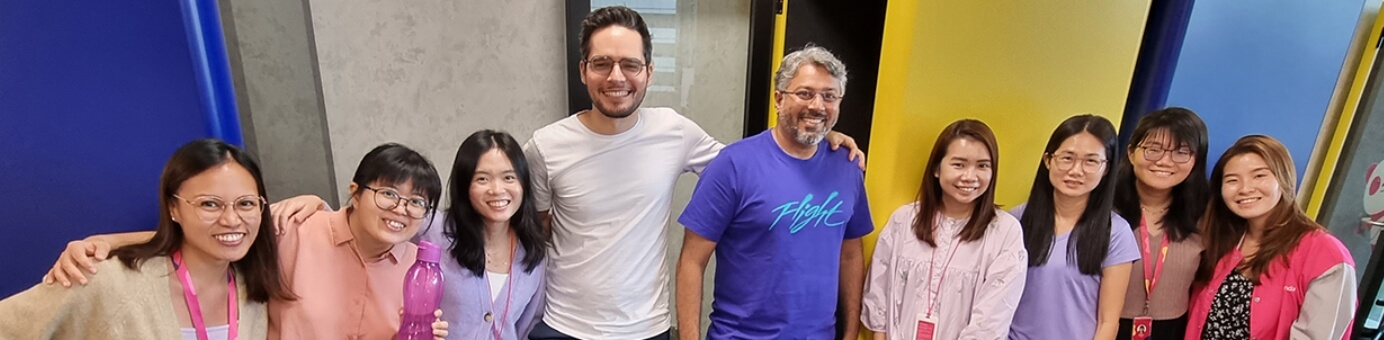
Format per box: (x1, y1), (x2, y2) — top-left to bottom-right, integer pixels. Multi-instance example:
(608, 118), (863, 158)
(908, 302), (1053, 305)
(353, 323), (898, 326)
(0, 1), (235, 297)
(1164, 0), (1364, 183)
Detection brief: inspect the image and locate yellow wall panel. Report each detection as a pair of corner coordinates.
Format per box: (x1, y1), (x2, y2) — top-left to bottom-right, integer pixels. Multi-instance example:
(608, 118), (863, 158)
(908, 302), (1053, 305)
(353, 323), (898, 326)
(863, 0), (1151, 260)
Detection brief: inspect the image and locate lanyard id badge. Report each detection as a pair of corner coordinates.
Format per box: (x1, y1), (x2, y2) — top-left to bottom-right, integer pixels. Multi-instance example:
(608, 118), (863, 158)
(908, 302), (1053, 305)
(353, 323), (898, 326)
(1131, 316), (1153, 340)
(915, 313), (937, 340)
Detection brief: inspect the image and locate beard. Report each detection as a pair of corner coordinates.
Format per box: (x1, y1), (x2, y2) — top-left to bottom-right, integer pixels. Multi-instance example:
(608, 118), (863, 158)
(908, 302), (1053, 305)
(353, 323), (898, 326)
(592, 88), (645, 119)
(782, 111), (831, 146)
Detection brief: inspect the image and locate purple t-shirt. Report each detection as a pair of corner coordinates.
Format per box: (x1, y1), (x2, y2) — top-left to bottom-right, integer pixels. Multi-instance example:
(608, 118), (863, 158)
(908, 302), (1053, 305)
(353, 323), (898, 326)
(1007, 203), (1139, 340)
(678, 130), (874, 339)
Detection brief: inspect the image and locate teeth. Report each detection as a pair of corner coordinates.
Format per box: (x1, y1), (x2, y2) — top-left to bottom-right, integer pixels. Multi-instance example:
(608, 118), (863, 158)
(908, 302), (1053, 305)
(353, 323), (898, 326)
(1237, 198), (1261, 204)
(487, 200), (510, 208)
(214, 233), (244, 243)
(385, 220), (405, 231)
(604, 90), (631, 97)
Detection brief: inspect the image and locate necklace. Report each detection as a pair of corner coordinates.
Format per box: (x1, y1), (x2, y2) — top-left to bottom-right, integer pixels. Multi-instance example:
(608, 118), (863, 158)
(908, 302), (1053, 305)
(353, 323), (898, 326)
(1140, 204), (1169, 216)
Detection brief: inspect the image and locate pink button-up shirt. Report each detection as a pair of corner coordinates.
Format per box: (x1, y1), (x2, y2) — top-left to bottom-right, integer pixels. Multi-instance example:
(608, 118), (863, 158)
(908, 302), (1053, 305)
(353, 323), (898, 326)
(1185, 230), (1356, 340)
(269, 209), (417, 340)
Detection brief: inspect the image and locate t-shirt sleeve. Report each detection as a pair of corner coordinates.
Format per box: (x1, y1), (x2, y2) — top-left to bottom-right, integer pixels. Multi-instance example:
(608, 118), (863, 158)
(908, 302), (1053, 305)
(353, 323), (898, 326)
(677, 152), (738, 242)
(1104, 214), (1141, 268)
(523, 137), (553, 212)
(843, 175), (874, 239)
(680, 116), (725, 175)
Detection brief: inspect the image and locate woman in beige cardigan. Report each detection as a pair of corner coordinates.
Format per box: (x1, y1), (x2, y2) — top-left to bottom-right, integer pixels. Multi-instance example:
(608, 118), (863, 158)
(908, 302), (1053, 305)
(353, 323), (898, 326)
(0, 139), (293, 339)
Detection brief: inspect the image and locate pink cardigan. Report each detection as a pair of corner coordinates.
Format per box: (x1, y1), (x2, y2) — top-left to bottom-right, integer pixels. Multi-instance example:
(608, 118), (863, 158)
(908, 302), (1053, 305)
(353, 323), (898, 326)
(1185, 230), (1356, 339)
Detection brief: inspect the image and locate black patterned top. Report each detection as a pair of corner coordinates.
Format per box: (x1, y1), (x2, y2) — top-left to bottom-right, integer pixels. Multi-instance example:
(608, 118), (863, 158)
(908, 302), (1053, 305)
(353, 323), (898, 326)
(1201, 270), (1253, 339)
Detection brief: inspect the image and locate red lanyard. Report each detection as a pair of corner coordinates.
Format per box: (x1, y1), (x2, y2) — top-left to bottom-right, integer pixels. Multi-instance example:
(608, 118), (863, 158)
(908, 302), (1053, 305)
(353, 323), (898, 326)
(487, 236), (517, 340)
(923, 214), (964, 319)
(1138, 218), (1169, 313)
(172, 250), (238, 340)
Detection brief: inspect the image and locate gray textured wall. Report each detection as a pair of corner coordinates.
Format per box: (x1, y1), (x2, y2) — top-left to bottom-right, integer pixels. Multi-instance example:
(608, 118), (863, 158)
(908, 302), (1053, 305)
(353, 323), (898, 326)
(220, 0), (338, 205)
(308, 0), (568, 204)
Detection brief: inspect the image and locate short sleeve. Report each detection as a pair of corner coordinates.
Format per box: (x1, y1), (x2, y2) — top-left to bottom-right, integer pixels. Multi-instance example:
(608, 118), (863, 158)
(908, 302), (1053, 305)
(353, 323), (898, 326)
(843, 176), (874, 239)
(677, 152), (739, 242)
(680, 116), (725, 175)
(523, 138), (552, 212)
(1103, 214), (1141, 268)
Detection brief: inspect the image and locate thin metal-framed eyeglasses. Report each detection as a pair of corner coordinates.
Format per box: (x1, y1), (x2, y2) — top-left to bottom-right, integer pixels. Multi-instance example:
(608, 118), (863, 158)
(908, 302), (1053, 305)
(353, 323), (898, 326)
(361, 185), (431, 219)
(1137, 145), (1194, 163)
(1046, 152), (1108, 174)
(779, 89), (842, 103)
(582, 56), (648, 77)
(171, 194), (267, 223)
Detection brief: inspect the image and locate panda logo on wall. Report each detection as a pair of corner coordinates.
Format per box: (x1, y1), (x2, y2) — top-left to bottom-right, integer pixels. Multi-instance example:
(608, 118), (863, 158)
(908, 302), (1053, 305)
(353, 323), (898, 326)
(1362, 158), (1384, 246)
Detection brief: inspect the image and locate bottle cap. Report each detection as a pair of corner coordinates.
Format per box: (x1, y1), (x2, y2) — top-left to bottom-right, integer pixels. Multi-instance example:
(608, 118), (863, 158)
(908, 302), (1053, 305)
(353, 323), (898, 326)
(416, 240), (441, 263)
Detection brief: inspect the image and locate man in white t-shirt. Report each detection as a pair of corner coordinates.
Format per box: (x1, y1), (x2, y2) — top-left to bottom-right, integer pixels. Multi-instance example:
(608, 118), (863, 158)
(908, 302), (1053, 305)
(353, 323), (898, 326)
(525, 6), (861, 340)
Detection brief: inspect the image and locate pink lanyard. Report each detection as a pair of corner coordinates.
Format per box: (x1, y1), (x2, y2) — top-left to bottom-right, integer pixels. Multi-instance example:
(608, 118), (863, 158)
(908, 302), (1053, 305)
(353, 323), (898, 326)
(923, 214), (964, 319)
(1139, 218), (1169, 313)
(172, 250), (238, 340)
(486, 237), (517, 340)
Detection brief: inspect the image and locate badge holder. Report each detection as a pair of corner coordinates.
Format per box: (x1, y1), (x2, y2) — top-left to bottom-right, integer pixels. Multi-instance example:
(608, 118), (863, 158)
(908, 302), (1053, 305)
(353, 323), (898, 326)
(1131, 316), (1152, 340)
(915, 313), (937, 340)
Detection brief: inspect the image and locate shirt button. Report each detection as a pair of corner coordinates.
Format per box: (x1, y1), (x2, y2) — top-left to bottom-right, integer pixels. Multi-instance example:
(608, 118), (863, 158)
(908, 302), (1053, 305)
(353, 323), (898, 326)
(1254, 297), (1260, 303)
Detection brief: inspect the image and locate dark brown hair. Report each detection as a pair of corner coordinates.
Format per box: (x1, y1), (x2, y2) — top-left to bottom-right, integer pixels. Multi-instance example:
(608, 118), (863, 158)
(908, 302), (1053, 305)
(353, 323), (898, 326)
(579, 6), (652, 62)
(1198, 135), (1321, 284)
(1113, 107), (1209, 242)
(913, 119), (1000, 246)
(110, 139), (293, 302)
(1019, 115), (1120, 275)
(444, 130), (547, 276)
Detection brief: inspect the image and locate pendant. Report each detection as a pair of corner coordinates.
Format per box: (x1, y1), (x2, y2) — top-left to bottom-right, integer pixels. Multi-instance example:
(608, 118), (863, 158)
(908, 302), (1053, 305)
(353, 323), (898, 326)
(484, 312), (493, 322)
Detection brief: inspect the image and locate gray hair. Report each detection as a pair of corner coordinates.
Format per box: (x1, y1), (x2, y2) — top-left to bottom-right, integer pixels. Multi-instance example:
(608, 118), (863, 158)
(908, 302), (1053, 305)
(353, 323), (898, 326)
(774, 45), (848, 95)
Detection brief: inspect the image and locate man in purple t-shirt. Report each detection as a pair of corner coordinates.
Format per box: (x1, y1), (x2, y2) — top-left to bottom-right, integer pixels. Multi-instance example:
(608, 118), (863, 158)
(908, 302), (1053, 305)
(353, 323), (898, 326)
(673, 46), (874, 340)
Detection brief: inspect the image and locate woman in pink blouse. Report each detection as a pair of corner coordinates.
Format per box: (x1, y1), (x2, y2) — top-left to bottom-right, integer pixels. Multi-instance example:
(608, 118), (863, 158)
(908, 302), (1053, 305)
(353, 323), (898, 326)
(1186, 135), (1356, 339)
(862, 119), (1027, 340)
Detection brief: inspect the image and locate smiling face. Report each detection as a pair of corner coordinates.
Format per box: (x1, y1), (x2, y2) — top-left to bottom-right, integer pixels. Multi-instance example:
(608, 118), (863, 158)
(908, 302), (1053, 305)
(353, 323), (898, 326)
(1220, 152), (1284, 228)
(469, 148), (523, 225)
(1131, 128), (1196, 192)
(348, 180), (427, 247)
(936, 137), (993, 211)
(168, 162), (261, 264)
(581, 26), (651, 119)
(1047, 132), (1110, 200)
(774, 63), (842, 146)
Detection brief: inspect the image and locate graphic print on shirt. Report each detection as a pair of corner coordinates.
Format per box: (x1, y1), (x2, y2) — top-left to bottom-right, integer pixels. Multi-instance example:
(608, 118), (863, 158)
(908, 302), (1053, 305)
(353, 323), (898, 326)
(770, 191), (848, 234)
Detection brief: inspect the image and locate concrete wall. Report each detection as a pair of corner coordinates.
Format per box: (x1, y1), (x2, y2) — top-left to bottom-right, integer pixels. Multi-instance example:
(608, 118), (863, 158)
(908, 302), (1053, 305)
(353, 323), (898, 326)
(307, 0), (568, 204)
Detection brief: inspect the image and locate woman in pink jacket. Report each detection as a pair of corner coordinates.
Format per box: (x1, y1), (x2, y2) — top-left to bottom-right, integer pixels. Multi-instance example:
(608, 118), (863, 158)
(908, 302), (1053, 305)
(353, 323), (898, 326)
(1187, 135), (1356, 339)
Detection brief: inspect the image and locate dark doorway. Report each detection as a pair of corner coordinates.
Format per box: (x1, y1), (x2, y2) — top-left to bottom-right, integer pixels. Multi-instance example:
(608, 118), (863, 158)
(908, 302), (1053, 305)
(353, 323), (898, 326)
(781, 0), (888, 155)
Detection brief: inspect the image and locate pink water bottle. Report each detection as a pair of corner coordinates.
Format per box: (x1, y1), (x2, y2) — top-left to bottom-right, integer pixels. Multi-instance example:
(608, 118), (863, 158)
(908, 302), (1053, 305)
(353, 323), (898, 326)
(397, 241), (444, 340)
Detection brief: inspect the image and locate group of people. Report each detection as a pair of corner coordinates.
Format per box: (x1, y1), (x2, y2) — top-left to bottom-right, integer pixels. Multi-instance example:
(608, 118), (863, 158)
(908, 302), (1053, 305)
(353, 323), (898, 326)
(0, 5), (1360, 340)
(858, 108), (1356, 340)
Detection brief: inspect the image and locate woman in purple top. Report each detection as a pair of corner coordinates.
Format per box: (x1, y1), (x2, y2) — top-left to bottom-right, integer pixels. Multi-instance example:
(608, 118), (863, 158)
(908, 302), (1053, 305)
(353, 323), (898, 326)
(418, 129), (548, 340)
(862, 119), (1028, 340)
(1009, 115), (1140, 340)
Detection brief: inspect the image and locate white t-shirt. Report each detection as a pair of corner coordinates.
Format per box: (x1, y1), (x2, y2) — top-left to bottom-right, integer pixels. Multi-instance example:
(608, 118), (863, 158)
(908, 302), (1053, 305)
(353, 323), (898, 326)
(487, 272), (508, 301)
(181, 324), (230, 340)
(524, 108), (722, 339)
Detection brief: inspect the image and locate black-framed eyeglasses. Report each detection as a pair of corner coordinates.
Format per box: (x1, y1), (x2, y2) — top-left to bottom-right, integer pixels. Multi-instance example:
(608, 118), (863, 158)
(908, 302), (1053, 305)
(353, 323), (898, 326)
(172, 194), (267, 223)
(582, 56), (647, 77)
(361, 185), (431, 219)
(1137, 145), (1194, 164)
(1046, 152), (1108, 174)
(779, 89), (842, 103)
